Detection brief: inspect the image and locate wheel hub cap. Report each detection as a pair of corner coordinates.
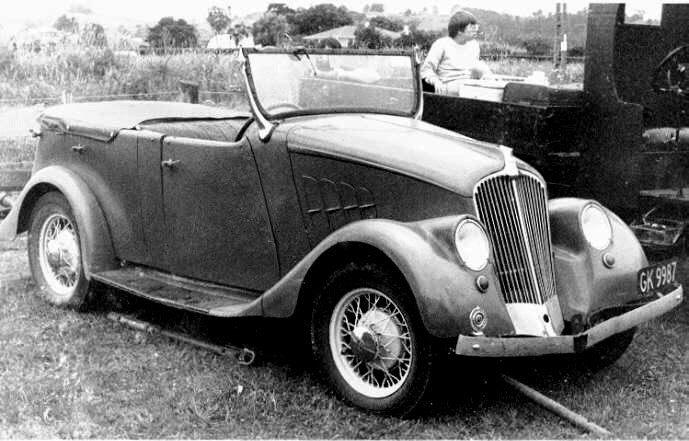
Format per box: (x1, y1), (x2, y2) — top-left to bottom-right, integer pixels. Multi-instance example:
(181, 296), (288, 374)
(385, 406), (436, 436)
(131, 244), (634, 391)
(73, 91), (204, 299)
(350, 326), (379, 363)
(39, 213), (80, 297)
(46, 229), (77, 269)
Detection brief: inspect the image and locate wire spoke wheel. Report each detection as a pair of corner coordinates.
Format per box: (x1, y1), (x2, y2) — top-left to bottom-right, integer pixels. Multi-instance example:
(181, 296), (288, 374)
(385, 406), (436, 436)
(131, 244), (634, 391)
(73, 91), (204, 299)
(28, 192), (91, 309)
(330, 287), (413, 398)
(38, 213), (81, 298)
(312, 263), (434, 416)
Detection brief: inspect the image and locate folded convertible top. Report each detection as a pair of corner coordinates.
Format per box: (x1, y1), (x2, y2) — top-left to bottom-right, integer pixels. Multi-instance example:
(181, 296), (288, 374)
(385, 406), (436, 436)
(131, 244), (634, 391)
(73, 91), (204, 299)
(39, 100), (251, 142)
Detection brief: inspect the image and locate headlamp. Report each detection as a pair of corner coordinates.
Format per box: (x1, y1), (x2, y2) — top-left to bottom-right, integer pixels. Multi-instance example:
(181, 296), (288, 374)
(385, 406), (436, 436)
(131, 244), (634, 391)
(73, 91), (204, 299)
(454, 218), (491, 271)
(581, 203), (612, 250)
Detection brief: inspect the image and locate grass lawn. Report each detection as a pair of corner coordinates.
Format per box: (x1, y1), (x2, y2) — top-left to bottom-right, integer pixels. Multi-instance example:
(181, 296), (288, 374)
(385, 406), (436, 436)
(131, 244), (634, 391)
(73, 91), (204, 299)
(0, 234), (688, 438)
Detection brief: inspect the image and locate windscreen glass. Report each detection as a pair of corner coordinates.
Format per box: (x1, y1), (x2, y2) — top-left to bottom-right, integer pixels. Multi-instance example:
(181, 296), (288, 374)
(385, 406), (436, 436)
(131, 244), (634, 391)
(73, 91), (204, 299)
(246, 52), (417, 118)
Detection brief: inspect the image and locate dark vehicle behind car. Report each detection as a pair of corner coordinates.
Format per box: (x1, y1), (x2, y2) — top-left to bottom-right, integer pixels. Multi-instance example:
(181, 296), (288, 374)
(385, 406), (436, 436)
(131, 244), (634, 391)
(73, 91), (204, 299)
(423, 3), (689, 253)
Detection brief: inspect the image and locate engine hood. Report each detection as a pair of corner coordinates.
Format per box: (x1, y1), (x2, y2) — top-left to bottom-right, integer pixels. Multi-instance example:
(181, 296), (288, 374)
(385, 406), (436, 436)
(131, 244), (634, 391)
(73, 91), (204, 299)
(286, 114), (535, 197)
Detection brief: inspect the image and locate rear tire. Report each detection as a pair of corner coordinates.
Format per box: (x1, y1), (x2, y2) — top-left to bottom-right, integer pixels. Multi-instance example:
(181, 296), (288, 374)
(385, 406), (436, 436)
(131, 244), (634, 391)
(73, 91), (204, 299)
(311, 262), (434, 417)
(28, 192), (92, 310)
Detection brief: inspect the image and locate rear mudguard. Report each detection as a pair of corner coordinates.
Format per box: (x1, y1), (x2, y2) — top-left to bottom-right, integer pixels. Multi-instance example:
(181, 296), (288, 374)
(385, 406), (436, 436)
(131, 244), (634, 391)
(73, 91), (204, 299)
(260, 216), (515, 339)
(0, 165), (117, 276)
(549, 197), (649, 322)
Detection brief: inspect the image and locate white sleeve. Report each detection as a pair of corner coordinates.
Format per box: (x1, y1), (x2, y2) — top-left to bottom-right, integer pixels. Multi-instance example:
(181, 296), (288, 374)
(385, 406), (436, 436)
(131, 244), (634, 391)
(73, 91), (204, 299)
(420, 40), (444, 85)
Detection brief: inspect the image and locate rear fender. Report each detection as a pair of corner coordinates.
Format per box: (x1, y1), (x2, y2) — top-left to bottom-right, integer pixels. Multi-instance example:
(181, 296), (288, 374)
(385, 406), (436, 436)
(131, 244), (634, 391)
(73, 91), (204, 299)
(549, 197), (648, 322)
(0, 165), (117, 276)
(260, 217), (514, 339)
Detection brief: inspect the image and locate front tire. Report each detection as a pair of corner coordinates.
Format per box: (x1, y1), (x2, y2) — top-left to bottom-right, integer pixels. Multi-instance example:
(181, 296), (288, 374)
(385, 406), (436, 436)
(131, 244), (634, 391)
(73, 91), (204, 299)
(28, 192), (92, 310)
(578, 327), (636, 371)
(311, 263), (434, 417)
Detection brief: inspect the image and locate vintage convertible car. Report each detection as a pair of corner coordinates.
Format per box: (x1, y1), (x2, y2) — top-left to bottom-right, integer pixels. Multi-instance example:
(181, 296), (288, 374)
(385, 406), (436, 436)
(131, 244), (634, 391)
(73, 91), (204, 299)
(0, 48), (683, 416)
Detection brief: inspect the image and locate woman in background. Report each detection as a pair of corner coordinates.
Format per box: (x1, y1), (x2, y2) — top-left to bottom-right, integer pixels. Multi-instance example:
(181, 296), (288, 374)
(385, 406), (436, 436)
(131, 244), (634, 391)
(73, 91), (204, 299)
(421, 11), (492, 95)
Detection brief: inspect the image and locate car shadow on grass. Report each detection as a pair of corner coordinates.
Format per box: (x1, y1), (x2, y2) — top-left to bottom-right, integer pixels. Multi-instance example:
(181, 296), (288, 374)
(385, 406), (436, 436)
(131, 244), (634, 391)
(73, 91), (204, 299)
(93, 284), (314, 370)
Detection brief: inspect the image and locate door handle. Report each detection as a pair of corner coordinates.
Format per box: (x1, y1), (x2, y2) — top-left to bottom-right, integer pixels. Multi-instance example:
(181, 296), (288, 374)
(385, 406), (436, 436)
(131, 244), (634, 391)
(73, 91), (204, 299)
(161, 159), (181, 168)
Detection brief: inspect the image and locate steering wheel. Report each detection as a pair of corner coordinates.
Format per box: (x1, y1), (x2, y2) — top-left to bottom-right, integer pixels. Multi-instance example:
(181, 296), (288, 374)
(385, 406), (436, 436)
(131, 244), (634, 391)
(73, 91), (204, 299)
(652, 45), (689, 97)
(264, 102), (302, 112)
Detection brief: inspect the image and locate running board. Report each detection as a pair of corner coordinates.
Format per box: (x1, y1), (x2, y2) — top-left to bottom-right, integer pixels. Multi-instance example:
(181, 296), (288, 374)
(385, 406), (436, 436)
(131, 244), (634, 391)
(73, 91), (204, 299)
(91, 266), (263, 317)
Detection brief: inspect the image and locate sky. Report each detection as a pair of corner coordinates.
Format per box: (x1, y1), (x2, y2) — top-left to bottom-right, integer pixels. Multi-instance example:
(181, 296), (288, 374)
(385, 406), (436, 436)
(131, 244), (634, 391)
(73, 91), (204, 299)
(0, 0), (665, 27)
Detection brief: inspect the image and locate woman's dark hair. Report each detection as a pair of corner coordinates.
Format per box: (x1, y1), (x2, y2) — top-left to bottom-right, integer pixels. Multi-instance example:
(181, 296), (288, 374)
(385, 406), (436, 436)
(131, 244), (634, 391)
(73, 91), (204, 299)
(448, 11), (477, 38)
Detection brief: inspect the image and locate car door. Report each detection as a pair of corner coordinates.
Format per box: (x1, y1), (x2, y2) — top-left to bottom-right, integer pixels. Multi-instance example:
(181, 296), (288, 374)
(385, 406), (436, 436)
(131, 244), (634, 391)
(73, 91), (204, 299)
(159, 135), (278, 292)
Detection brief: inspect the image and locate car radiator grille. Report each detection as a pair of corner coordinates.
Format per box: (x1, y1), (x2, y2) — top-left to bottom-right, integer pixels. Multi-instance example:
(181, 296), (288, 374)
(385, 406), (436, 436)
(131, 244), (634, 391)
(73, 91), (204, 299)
(474, 174), (557, 305)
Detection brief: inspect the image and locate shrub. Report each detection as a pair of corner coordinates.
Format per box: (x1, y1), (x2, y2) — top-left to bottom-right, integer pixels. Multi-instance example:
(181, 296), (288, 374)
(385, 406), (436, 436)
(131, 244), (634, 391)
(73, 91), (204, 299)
(523, 37), (552, 56)
(0, 49), (244, 104)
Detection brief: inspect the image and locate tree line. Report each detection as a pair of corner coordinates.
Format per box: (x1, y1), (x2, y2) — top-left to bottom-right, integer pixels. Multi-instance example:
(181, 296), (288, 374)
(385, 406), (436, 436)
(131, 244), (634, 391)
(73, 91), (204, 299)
(168, 3), (593, 55)
(50, 3), (658, 56)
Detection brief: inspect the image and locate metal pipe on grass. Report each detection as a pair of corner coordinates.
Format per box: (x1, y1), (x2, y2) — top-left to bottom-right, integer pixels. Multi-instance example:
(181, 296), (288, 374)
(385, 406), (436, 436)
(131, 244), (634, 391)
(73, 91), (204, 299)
(107, 312), (256, 365)
(501, 374), (613, 437)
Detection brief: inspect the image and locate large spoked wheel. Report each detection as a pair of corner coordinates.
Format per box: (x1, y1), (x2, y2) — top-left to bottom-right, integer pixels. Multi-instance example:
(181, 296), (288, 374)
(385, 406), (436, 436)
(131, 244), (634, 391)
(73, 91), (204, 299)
(311, 263), (434, 417)
(28, 192), (91, 309)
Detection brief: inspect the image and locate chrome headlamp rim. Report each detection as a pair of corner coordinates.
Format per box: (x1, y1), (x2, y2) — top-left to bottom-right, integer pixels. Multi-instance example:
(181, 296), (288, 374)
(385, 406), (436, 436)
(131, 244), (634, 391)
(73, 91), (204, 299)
(580, 202), (613, 251)
(454, 217), (491, 271)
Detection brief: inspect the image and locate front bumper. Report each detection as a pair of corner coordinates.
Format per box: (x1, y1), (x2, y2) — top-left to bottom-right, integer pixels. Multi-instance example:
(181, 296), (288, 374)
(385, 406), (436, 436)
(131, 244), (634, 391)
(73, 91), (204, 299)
(455, 285), (683, 357)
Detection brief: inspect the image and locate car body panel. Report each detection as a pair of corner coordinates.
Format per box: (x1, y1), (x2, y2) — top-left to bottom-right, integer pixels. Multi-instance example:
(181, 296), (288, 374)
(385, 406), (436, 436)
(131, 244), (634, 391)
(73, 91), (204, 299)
(549, 198), (650, 321)
(288, 150), (470, 247)
(284, 114), (506, 197)
(245, 126), (312, 275)
(157, 135), (277, 290)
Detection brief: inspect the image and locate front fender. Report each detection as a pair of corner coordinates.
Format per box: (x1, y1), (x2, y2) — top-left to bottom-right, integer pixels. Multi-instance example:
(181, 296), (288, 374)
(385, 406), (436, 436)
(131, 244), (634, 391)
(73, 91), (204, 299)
(0, 166), (117, 276)
(549, 197), (648, 322)
(260, 217), (515, 339)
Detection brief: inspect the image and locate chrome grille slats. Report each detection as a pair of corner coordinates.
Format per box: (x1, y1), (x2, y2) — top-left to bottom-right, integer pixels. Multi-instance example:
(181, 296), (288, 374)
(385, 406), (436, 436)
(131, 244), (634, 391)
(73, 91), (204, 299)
(475, 173), (557, 305)
(498, 177), (538, 304)
(516, 177), (552, 302)
(476, 179), (517, 300)
(475, 181), (519, 300)
(519, 177), (557, 302)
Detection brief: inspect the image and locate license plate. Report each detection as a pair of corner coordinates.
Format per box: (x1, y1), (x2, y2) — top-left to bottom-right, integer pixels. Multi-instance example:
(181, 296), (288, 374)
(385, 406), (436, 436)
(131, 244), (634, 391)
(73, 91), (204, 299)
(638, 260), (678, 296)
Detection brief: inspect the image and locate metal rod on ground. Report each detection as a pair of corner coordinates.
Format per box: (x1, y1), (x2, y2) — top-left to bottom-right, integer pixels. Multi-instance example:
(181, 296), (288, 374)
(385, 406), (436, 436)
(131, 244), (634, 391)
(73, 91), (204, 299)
(107, 312), (256, 365)
(501, 374), (612, 438)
